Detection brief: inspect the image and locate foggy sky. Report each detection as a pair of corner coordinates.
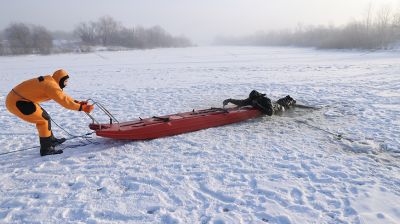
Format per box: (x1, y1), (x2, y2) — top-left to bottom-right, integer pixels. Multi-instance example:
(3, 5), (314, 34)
(1, 0), (399, 44)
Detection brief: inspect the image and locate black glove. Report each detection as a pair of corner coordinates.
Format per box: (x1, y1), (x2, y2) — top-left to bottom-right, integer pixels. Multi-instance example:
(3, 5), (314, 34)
(223, 99), (231, 107)
(74, 100), (88, 106)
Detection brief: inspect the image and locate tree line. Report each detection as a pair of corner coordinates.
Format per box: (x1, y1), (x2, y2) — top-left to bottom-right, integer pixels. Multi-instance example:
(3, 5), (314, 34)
(0, 16), (192, 55)
(74, 16), (191, 49)
(215, 5), (400, 50)
(0, 24), (53, 55)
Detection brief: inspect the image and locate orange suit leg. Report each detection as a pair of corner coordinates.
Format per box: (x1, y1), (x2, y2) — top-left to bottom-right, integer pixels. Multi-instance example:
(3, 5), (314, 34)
(5, 92), (52, 138)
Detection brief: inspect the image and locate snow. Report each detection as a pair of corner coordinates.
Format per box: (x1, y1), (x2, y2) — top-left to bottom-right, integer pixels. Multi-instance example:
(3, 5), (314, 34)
(0, 46), (399, 223)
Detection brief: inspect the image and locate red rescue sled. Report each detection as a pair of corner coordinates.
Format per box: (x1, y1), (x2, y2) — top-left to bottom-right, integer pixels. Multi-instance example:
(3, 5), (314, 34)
(87, 102), (263, 140)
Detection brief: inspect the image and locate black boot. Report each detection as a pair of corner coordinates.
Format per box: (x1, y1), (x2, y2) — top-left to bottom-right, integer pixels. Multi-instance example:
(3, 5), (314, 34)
(50, 133), (66, 146)
(40, 137), (63, 156)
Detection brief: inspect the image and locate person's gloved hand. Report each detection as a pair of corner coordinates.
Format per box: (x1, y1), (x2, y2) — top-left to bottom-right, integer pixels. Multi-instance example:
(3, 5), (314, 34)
(74, 100), (88, 105)
(82, 104), (94, 113)
(79, 100), (88, 105)
(223, 99), (231, 107)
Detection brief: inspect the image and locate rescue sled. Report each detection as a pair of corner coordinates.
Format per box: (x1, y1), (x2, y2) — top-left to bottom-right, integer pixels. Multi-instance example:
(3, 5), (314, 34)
(87, 100), (263, 140)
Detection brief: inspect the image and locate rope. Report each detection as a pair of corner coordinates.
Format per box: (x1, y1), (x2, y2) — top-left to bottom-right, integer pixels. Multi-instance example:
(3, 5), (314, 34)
(0, 146), (40, 156)
(49, 117), (95, 142)
(0, 117), (95, 156)
(48, 116), (97, 149)
(295, 120), (354, 142)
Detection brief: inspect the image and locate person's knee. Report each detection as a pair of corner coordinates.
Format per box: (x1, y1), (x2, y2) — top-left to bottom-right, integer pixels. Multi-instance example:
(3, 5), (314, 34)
(41, 109), (50, 120)
(40, 109), (51, 131)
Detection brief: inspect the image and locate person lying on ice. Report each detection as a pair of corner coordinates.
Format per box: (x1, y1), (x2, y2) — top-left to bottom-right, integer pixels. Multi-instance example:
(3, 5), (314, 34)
(5, 69), (94, 156)
(223, 90), (296, 115)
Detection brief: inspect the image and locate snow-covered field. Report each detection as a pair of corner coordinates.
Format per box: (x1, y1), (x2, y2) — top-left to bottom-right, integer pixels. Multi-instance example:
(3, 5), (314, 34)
(0, 46), (399, 224)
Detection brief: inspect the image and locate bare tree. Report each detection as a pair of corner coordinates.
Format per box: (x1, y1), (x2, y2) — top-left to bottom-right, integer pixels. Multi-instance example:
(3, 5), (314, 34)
(0, 42), (4, 55)
(394, 10), (400, 27)
(32, 25), (53, 54)
(392, 11), (400, 41)
(375, 5), (392, 48)
(96, 16), (121, 46)
(5, 23), (33, 54)
(74, 22), (98, 45)
(364, 3), (374, 35)
(114, 27), (135, 47)
(132, 26), (148, 49)
(0, 31), (4, 55)
(146, 26), (171, 48)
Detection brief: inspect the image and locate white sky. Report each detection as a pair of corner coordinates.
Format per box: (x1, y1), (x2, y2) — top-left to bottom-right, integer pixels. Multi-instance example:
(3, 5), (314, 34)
(1, 0), (399, 44)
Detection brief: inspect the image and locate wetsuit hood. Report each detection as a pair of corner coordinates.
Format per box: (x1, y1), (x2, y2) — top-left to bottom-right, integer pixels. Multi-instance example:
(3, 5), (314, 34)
(249, 90), (266, 100)
(52, 69), (69, 89)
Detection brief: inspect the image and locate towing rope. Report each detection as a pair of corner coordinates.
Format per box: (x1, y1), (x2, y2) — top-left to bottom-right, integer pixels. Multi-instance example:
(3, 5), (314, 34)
(295, 120), (354, 142)
(0, 117), (95, 156)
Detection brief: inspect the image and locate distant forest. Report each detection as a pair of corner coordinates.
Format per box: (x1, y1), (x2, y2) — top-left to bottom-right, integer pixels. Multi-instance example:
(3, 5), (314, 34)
(215, 6), (400, 50)
(0, 16), (192, 55)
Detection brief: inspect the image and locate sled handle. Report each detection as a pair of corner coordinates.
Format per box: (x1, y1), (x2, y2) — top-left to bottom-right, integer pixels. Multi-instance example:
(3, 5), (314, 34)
(85, 99), (120, 126)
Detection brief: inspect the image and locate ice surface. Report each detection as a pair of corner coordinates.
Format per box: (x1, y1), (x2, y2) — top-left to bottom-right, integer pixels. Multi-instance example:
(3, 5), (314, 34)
(0, 46), (399, 223)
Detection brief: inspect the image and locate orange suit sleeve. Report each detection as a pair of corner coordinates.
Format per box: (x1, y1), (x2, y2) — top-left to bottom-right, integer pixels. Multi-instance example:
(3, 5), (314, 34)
(45, 82), (82, 111)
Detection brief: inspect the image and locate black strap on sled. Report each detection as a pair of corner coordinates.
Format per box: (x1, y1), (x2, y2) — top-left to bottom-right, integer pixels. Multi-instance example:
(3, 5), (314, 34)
(152, 116), (170, 122)
(191, 107), (229, 115)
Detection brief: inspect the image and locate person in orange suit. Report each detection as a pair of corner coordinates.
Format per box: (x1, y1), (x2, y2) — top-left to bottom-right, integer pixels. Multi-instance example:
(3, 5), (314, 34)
(5, 69), (94, 156)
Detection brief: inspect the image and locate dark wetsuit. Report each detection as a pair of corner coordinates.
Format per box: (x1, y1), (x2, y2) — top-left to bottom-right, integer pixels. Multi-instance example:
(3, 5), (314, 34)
(223, 91), (296, 115)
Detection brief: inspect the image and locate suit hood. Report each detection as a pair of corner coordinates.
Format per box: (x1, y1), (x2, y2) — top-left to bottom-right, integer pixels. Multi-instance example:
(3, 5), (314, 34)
(52, 69), (69, 89)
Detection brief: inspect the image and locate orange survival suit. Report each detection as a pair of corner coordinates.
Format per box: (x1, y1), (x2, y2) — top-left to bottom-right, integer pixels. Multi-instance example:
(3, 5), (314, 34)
(5, 69), (94, 156)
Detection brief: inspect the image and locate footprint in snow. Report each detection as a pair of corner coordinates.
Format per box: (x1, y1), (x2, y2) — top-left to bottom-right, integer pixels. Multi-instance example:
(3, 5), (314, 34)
(147, 206), (160, 215)
(290, 188), (304, 205)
